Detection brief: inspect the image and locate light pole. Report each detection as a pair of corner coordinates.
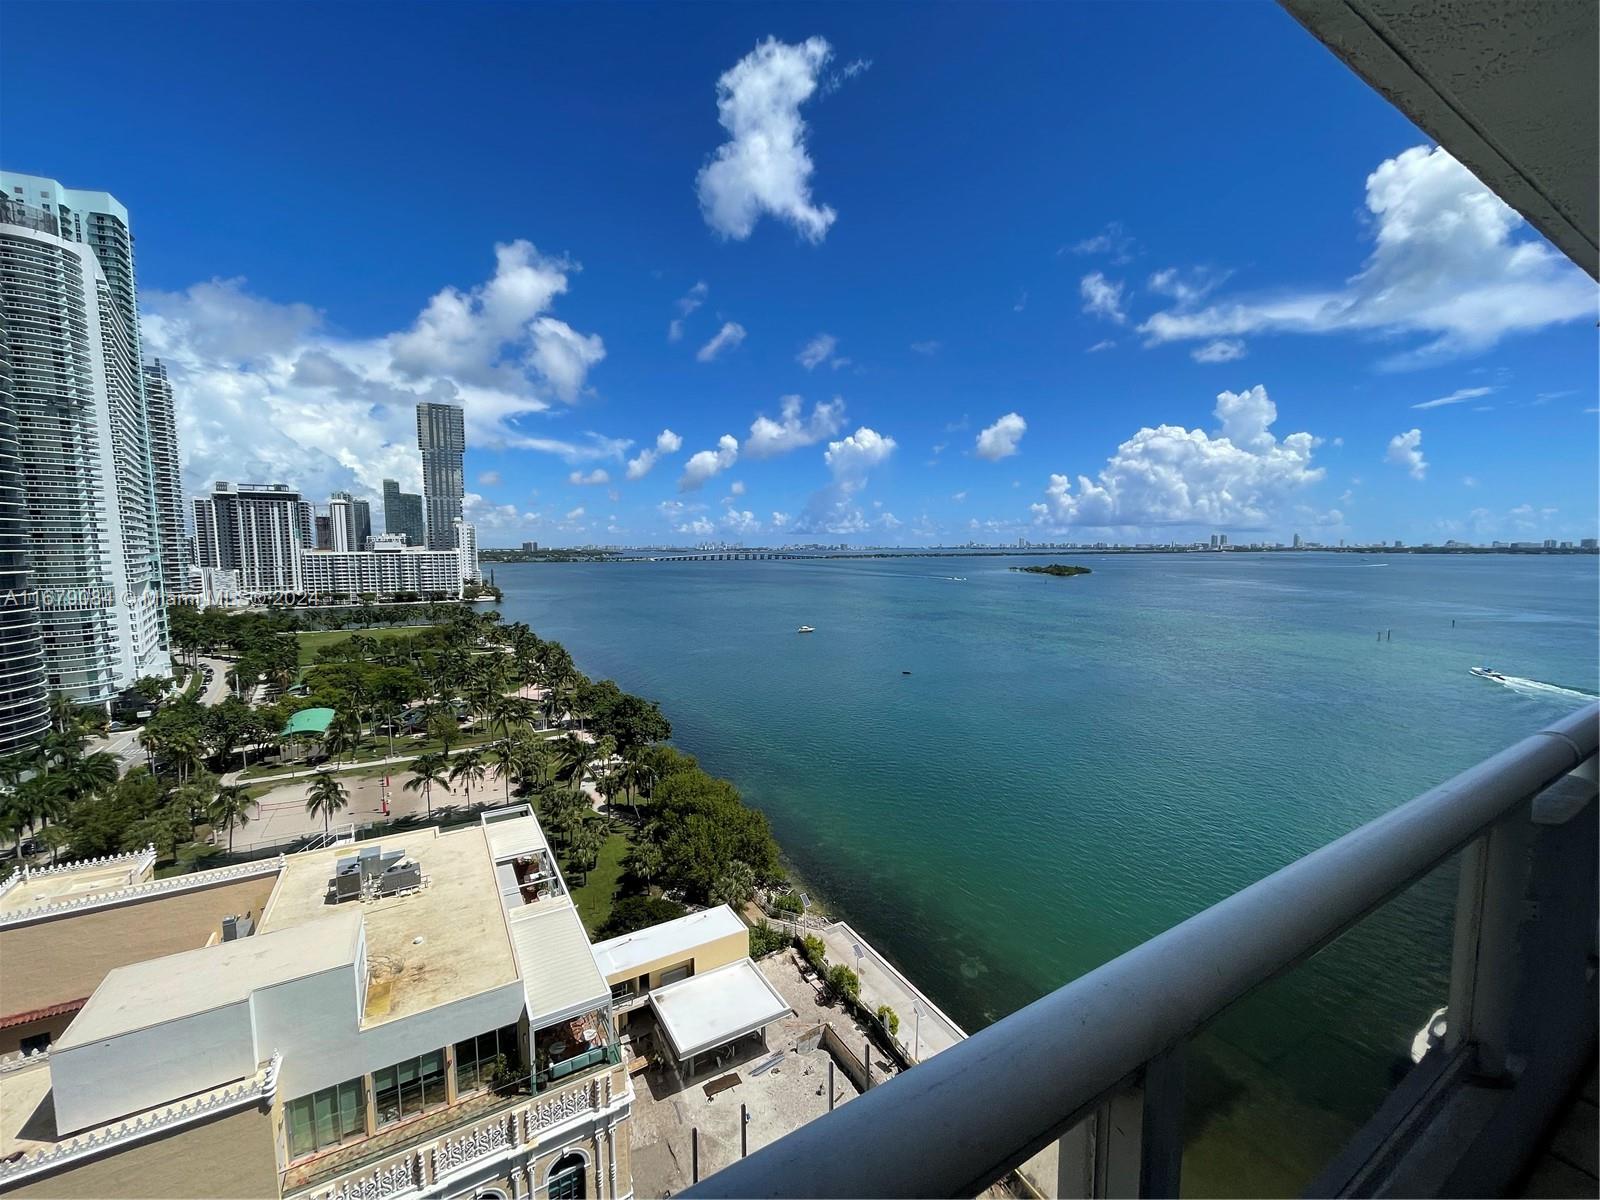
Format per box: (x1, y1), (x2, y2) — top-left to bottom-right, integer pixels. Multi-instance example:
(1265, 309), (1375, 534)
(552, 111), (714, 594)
(913, 1000), (923, 1062)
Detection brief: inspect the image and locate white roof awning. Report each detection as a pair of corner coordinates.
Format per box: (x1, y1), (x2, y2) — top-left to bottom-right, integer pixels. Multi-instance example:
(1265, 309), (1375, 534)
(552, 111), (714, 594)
(592, 904), (745, 981)
(481, 812), (549, 862)
(648, 959), (795, 1061)
(507, 903), (610, 1027)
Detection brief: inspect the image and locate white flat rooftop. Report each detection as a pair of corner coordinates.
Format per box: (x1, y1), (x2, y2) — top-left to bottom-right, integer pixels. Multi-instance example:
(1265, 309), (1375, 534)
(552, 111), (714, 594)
(481, 810), (549, 861)
(56, 908), (362, 1050)
(648, 958), (795, 1061)
(507, 902), (610, 1026)
(592, 904), (745, 980)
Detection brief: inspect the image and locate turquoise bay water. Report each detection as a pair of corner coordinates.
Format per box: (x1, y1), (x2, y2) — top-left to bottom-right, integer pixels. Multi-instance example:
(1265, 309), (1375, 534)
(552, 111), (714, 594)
(492, 552), (1596, 1189)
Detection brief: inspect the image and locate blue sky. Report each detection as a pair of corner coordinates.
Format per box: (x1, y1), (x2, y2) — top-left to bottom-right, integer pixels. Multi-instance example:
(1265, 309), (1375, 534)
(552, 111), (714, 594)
(4, 2), (1594, 546)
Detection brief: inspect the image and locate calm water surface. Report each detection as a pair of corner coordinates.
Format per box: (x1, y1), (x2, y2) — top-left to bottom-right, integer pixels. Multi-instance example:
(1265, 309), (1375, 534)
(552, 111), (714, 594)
(491, 552), (1596, 1192)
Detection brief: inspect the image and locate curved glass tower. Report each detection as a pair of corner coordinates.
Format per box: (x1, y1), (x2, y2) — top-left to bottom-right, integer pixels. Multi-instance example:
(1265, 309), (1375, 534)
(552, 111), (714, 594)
(0, 319), (49, 753)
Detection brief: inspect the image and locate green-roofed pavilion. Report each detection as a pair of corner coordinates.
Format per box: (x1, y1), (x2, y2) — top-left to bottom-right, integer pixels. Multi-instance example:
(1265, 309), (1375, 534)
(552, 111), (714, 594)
(281, 707), (335, 737)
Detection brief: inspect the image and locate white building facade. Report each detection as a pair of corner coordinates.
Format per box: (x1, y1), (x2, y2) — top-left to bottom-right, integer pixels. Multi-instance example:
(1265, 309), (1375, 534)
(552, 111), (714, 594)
(0, 175), (170, 704)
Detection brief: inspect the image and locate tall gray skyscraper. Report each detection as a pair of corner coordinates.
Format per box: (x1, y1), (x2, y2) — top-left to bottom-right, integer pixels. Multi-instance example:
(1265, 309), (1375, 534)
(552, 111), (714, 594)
(416, 402), (464, 549)
(0, 172), (170, 705)
(142, 359), (186, 598)
(382, 478), (425, 548)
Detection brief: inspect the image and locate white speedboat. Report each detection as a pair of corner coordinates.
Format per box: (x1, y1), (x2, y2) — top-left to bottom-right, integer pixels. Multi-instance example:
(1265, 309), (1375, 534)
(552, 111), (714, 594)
(1470, 666), (1507, 682)
(1410, 1006), (1447, 1064)
(797, 625), (815, 634)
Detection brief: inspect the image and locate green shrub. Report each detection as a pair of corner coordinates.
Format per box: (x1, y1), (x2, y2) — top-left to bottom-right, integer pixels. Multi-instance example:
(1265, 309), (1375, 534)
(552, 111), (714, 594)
(876, 1004), (900, 1036)
(748, 920), (789, 959)
(825, 964), (860, 1005)
(769, 889), (803, 915)
(801, 934), (828, 972)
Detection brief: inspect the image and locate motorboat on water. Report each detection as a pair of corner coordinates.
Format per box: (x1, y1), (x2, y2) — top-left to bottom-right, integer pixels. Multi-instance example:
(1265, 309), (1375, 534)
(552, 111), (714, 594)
(797, 625), (815, 634)
(1470, 666), (1508, 682)
(1411, 1006), (1448, 1064)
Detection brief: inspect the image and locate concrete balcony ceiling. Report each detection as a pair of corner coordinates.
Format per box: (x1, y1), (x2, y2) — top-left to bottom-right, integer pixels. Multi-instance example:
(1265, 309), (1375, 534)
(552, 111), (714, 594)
(1281, 0), (1599, 279)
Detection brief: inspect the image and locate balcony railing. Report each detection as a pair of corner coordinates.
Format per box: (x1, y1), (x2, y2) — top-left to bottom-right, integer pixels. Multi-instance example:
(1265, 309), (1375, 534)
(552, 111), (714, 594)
(685, 703), (1599, 1198)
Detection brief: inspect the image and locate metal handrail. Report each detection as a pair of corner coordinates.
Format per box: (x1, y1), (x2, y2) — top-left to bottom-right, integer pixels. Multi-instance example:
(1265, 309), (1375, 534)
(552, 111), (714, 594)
(686, 703), (1599, 1198)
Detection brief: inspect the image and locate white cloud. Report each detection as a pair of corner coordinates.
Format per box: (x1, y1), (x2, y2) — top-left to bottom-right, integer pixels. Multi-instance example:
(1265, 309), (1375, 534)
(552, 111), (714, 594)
(1086, 339), (1116, 353)
(679, 434), (740, 491)
(729, 480), (746, 496)
(797, 332), (843, 370)
(824, 427), (897, 477)
(625, 429), (685, 480)
(1462, 475), (1479, 488)
(1030, 385), (1323, 528)
(770, 511), (791, 529)
(568, 468), (610, 486)
(668, 281), (708, 342)
(1148, 267), (1226, 306)
(744, 394), (846, 458)
(1067, 222), (1134, 263)
(477, 471), (501, 486)
(1191, 339), (1247, 364)
(1412, 386), (1494, 410)
(1080, 272), (1127, 323)
(951, 490), (968, 502)
(140, 243), (616, 504)
(1386, 429), (1428, 480)
(791, 427), (898, 534)
(975, 412), (1027, 461)
(722, 509), (761, 536)
(910, 340), (941, 356)
(565, 506), (585, 520)
(1013, 290), (1028, 313)
(1139, 146), (1595, 366)
(696, 36), (837, 243)
(696, 321), (747, 362)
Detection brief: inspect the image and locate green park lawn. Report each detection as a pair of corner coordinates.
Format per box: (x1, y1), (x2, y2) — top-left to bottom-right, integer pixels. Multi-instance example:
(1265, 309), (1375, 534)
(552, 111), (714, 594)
(565, 828), (632, 937)
(294, 625), (436, 666)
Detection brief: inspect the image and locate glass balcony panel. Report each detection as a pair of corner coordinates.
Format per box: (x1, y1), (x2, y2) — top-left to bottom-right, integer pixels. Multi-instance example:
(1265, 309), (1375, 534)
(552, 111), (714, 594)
(1179, 851), (1461, 1197)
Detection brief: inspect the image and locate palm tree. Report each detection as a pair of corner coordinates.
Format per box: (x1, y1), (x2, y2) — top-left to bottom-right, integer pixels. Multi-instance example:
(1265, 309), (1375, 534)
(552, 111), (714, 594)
(566, 814), (607, 885)
(555, 733), (591, 794)
(305, 771), (349, 834)
(484, 739), (519, 805)
(448, 749), (487, 809)
(208, 784), (258, 853)
(426, 711), (460, 759)
(404, 751), (449, 819)
(46, 691), (76, 735)
(323, 710), (363, 764)
(57, 750), (119, 806)
(36, 824), (71, 866)
(625, 839), (664, 890)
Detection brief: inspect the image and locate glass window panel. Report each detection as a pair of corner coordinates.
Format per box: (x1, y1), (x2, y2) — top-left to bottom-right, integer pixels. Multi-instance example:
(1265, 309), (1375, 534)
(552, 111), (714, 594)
(421, 1050), (446, 1106)
(374, 1065), (400, 1127)
(312, 1089), (337, 1148)
(338, 1080), (365, 1139)
(286, 1095), (315, 1159)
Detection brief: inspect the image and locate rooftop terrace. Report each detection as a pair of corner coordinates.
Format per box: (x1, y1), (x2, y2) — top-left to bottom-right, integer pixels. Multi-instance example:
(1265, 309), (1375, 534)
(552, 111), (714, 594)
(257, 824), (518, 1025)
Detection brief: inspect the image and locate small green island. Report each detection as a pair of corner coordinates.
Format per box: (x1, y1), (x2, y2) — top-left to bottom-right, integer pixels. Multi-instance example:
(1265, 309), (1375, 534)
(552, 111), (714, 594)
(1011, 563), (1093, 578)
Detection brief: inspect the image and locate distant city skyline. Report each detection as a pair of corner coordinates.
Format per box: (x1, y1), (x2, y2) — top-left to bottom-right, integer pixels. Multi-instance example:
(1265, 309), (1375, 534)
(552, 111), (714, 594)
(3, 5), (1594, 550)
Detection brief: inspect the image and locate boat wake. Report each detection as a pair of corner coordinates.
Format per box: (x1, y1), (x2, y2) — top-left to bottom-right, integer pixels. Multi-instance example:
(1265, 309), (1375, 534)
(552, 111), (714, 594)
(1482, 673), (1596, 703)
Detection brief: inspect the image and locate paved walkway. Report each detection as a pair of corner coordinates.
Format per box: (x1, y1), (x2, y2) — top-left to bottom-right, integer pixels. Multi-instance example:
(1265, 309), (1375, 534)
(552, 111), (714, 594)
(813, 921), (966, 1063)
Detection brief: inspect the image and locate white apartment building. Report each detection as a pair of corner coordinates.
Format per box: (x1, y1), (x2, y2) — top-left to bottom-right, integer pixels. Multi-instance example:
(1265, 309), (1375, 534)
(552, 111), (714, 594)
(0, 176), (170, 704)
(301, 533), (472, 600)
(140, 359), (186, 600)
(0, 807), (636, 1200)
